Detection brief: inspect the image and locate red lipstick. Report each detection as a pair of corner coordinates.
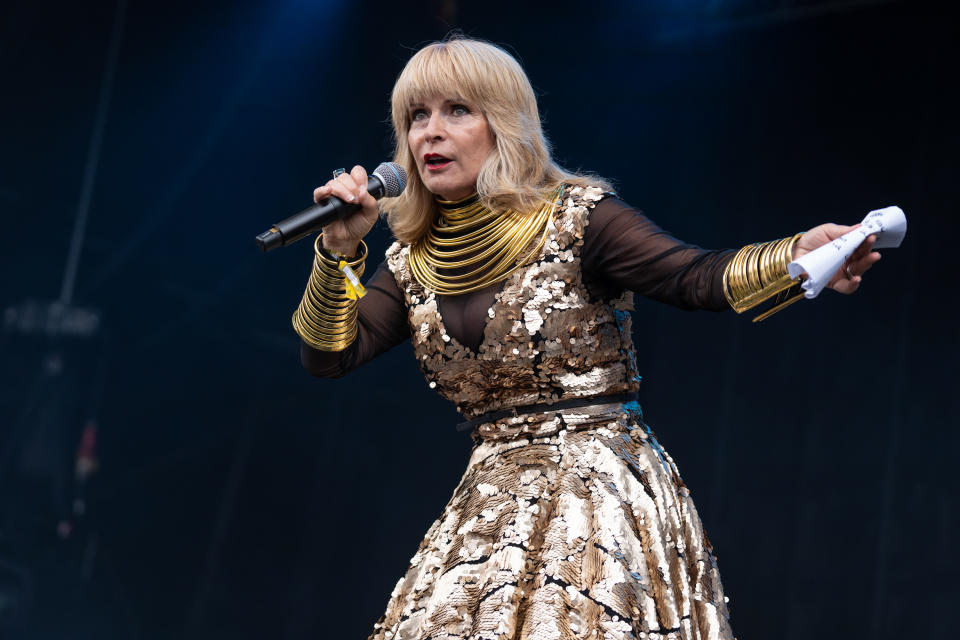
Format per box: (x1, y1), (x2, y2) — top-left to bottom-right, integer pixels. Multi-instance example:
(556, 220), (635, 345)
(424, 153), (452, 171)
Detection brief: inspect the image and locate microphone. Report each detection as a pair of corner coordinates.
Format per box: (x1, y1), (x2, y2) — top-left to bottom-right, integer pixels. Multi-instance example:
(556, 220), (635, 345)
(256, 162), (407, 252)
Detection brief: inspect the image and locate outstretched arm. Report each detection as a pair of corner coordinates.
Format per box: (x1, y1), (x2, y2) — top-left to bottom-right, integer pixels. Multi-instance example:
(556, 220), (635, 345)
(582, 198), (883, 314)
(582, 198), (734, 310)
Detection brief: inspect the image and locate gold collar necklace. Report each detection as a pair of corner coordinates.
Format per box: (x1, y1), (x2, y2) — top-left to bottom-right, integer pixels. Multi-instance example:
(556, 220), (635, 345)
(409, 186), (564, 295)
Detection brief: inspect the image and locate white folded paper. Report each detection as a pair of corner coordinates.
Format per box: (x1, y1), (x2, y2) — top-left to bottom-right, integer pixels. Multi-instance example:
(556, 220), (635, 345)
(786, 206), (907, 299)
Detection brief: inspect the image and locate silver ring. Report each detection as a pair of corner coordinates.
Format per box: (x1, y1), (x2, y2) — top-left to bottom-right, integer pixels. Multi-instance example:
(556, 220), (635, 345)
(845, 264), (855, 280)
(332, 168), (346, 179)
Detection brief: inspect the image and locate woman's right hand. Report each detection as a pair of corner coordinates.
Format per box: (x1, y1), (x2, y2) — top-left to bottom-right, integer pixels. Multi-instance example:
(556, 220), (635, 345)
(313, 165), (380, 257)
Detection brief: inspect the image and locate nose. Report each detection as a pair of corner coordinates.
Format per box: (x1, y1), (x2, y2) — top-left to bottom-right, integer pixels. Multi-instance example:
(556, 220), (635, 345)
(422, 112), (444, 141)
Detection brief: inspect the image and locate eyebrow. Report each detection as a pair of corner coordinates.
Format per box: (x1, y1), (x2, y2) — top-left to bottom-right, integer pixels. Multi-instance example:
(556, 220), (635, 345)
(408, 97), (469, 108)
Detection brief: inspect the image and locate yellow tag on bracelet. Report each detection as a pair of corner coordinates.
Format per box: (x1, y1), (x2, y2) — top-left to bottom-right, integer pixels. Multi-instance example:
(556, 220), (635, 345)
(338, 260), (366, 300)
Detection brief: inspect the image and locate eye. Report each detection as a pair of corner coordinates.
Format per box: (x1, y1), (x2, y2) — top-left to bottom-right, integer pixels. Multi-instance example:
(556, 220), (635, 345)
(450, 104), (471, 116)
(410, 108), (428, 122)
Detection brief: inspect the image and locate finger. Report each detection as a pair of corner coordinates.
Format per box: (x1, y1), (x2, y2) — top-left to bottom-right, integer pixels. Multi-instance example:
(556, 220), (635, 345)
(833, 274), (862, 295)
(824, 223), (856, 239)
(350, 165), (378, 210)
(315, 172), (359, 203)
(849, 235), (876, 262)
(314, 184), (334, 203)
(848, 245), (868, 264)
(850, 251), (881, 276)
(328, 173), (361, 204)
(853, 234), (874, 254)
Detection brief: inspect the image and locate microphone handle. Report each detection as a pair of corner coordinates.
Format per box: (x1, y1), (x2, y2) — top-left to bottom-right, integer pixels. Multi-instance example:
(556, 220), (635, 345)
(256, 175), (385, 252)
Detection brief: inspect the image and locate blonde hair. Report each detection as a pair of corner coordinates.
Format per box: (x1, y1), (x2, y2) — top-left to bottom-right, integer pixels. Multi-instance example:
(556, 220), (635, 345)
(383, 36), (610, 244)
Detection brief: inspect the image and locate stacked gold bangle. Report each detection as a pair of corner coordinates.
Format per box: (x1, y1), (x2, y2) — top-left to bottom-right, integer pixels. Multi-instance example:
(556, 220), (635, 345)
(722, 233), (805, 322)
(292, 235), (367, 352)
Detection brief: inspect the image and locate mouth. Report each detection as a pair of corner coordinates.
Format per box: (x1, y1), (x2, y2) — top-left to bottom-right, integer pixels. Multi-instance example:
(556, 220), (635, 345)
(424, 154), (452, 171)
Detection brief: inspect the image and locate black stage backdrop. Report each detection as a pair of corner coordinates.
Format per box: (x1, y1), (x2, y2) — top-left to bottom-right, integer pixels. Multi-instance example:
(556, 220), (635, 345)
(1, 1), (957, 638)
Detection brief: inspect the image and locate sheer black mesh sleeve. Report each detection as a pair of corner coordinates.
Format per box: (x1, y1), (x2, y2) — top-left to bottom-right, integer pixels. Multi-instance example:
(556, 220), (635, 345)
(300, 259), (410, 378)
(300, 197), (736, 374)
(582, 197), (735, 311)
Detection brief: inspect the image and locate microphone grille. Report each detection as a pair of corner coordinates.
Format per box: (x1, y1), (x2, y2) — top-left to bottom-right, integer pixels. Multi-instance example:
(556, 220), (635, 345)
(372, 162), (407, 198)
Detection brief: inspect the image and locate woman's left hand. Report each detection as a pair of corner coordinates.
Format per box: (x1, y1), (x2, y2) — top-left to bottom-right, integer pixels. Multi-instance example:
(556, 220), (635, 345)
(793, 223), (882, 294)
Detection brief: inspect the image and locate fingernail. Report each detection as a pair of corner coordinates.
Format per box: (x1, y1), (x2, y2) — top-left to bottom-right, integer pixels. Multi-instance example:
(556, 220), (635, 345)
(348, 194), (356, 202)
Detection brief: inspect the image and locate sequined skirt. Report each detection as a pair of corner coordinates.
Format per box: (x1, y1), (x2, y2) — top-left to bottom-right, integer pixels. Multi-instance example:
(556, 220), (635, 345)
(369, 402), (733, 640)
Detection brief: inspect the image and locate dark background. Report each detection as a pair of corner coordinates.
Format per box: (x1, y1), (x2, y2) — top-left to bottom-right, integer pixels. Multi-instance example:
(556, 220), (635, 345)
(1, 0), (956, 638)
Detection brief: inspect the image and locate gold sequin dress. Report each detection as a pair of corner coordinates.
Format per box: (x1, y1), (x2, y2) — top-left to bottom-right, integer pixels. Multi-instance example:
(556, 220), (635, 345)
(356, 186), (735, 640)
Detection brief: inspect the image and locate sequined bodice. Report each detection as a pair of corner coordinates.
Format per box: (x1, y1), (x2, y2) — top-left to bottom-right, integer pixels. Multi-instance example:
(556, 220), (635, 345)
(386, 186), (641, 420)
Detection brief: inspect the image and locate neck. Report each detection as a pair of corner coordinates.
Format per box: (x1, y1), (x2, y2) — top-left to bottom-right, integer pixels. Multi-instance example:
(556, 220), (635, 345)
(436, 192), (491, 226)
(436, 192), (480, 211)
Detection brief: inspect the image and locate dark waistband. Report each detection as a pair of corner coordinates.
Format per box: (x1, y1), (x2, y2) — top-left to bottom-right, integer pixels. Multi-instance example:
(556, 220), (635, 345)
(455, 392), (639, 432)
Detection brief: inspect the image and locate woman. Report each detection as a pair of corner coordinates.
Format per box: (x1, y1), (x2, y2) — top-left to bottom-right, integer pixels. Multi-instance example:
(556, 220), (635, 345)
(292, 37), (879, 640)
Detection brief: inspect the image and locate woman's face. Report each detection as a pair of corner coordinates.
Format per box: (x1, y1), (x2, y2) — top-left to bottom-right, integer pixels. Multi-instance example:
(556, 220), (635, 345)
(407, 95), (495, 201)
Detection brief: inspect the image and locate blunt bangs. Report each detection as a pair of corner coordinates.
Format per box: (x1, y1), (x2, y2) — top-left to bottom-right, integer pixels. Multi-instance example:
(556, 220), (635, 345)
(391, 40), (523, 134)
